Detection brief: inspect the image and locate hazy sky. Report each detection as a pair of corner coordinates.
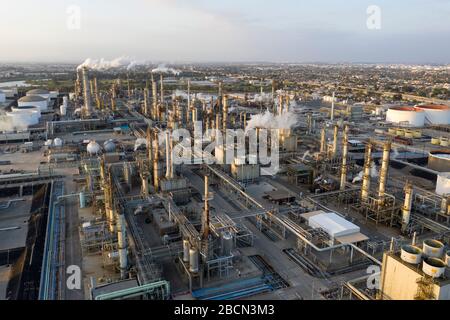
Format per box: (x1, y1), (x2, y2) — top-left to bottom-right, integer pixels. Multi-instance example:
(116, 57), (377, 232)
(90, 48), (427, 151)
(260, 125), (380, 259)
(1, 0), (449, 63)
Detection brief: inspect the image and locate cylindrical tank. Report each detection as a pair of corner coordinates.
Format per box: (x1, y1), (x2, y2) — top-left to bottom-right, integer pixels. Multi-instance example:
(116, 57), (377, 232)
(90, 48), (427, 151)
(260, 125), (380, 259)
(60, 104), (67, 116)
(436, 173), (450, 196)
(405, 130), (414, 139)
(423, 239), (444, 258)
(189, 248), (199, 273)
(428, 150), (450, 172)
(388, 128), (397, 135)
(415, 104), (450, 125)
(6, 110), (40, 127)
(183, 240), (190, 263)
(221, 231), (234, 257)
(431, 138), (440, 145)
(79, 192), (86, 208)
(422, 257), (446, 278)
(401, 245), (422, 264)
(396, 129), (405, 136)
(18, 95), (48, 111)
(386, 106), (425, 127)
(445, 251), (450, 267)
(440, 137), (449, 147)
(53, 138), (63, 147)
(413, 130), (422, 138)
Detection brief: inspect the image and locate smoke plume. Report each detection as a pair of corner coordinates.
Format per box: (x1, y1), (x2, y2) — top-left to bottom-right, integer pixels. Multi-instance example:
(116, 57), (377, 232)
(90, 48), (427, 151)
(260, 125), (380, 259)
(245, 110), (298, 132)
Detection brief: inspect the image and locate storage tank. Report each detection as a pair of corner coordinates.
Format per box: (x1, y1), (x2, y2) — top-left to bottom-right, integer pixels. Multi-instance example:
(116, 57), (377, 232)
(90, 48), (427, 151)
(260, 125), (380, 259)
(103, 139), (116, 153)
(189, 248), (199, 273)
(26, 88), (50, 100)
(182, 240), (190, 263)
(445, 251), (450, 267)
(6, 110), (39, 127)
(87, 141), (101, 155)
(415, 104), (450, 125)
(386, 106), (425, 127)
(431, 138), (440, 145)
(422, 239), (444, 258)
(53, 138), (63, 147)
(0, 90), (5, 103)
(401, 245), (422, 264)
(428, 150), (450, 172)
(60, 104), (67, 116)
(436, 173), (450, 196)
(11, 106), (41, 117)
(18, 95), (48, 111)
(221, 231), (234, 257)
(440, 137), (449, 147)
(422, 257), (446, 278)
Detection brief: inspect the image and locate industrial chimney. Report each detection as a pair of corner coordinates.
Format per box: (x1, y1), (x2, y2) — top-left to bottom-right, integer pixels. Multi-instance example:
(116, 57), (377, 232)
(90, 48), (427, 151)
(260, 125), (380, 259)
(378, 141), (392, 204)
(331, 125), (339, 157)
(202, 176), (211, 239)
(340, 125), (349, 190)
(361, 142), (373, 202)
(153, 129), (160, 190)
(81, 66), (93, 115)
(401, 182), (413, 233)
(320, 127), (327, 154)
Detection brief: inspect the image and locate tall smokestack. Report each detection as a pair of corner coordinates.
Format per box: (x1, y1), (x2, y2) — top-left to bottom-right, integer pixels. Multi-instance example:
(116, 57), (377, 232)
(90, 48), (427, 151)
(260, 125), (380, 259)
(144, 88), (149, 116)
(152, 80), (158, 120)
(93, 77), (100, 109)
(378, 141), (391, 203)
(117, 213), (128, 279)
(331, 92), (335, 121)
(160, 74), (164, 106)
(165, 131), (171, 179)
(361, 142), (372, 202)
(332, 125), (338, 157)
(147, 127), (153, 167)
(222, 95), (228, 134)
(320, 127), (327, 154)
(271, 80), (276, 113)
(153, 130), (160, 190)
(81, 67), (93, 115)
(278, 94), (283, 115)
(187, 79), (191, 112)
(401, 182), (413, 233)
(218, 81), (223, 109)
(340, 125), (349, 190)
(202, 176), (210, 239)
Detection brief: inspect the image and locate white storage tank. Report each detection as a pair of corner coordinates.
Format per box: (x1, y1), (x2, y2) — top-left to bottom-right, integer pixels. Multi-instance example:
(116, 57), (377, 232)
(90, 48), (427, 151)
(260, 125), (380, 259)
(221, 231), (234, 257)
(386, 106), (425, 127)
(53, 138), (63, 147)
(6, 110), (39, 127)
(18, 95), (48, 111)
(182, 240), (190, 263)
(415, 104), (450, 125)
(422, 257), (446, 278)
(189, 248), (199, 273)
(103, 139), (116, 153)
(400, 245), (423, 264)
(26, 88), (50, 100)
(87, 141), (101, 155)
(11, 106), (41, 117)
(436, 173), (450, 196)
(60, 104), (67, 116)
(422, 239), (444, 258)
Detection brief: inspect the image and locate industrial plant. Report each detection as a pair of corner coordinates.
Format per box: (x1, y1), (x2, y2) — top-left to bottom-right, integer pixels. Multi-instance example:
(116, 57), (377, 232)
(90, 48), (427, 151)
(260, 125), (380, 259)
(0, 61), (450, 302)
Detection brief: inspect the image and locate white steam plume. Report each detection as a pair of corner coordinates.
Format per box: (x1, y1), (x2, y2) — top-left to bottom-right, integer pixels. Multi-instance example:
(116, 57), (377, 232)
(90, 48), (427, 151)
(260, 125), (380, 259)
(152, 64), (181, 75)
(77, 56), (151, 71)
(245, 110), (298, 132)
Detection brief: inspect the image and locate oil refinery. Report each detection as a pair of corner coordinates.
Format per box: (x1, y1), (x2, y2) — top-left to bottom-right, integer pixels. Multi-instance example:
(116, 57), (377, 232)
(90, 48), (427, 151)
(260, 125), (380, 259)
(0, 1), (450, 309)
(0, 61), (449, 303)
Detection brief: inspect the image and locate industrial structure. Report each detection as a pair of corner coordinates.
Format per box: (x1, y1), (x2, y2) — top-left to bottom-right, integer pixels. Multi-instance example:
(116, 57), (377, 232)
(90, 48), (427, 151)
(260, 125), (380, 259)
(0, 62), (450, 302)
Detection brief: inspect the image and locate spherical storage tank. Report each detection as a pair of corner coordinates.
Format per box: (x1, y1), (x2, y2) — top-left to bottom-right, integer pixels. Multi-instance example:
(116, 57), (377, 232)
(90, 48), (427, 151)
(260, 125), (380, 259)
(87, 141), (102, 155)
(415, 104), (450, 125)
(103, 139), (116, 153)
(386, 106), (425, 127)
(26, 88), (50, 100)
(18, 95), (48, 111)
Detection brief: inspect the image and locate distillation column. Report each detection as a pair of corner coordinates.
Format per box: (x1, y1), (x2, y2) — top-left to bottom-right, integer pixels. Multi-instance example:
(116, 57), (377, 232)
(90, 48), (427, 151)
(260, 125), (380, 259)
(117, 213), (128, 279)
(340, 125), (349, 190)
(81, 66), (93, 115)
(331, 125), (338, 157)
(320, 127), (327, 154)
(378, 141), (391, 204)
(401, 182), (413, 233)
(361, 142), (373, 202)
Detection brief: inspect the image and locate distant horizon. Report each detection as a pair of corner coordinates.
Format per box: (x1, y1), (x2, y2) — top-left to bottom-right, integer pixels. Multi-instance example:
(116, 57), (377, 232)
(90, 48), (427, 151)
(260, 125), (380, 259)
(1, 1), (449, 64)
